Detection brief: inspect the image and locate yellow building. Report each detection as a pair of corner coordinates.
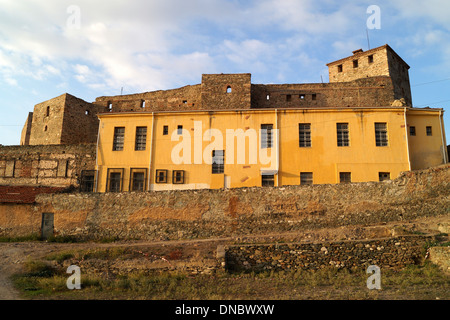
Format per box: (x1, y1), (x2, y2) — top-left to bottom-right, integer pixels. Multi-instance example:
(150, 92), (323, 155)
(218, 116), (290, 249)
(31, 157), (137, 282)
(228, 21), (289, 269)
(95, 106), (447, 192)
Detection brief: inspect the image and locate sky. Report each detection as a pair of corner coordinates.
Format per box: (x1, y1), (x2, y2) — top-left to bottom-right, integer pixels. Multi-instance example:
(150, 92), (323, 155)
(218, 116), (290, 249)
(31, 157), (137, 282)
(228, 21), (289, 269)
(0, 0), (449, 146)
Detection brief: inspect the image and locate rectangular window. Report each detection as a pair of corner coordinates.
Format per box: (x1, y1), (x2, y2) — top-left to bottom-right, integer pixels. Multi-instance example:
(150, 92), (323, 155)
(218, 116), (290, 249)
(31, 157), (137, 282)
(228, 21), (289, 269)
(337, 64), (343, 73)
(337, 123), (349, 147)
(177, 125), (183, 135)
(353, 59), (359, 68)
(368, 55), (374, 64)
(299, 123), (311, 147)
(107, 171), (123, 192)
(300, 172), (313, 186)
(173, 170), (185, 184)
(261, 124), (273, 149)
(379, 172), (390, 182)
(163, 125), (169, 135)
(410, 126), (416, 136)
(426, 126), (432, 136)
(262, 174), (274, 187)
(131, 172), (145, 192)
(135, 127), (147, 151)
(375, 122), (388, 146)
(80, 170), (96, 192)
(286, 94), (291, 102)
(212, 150), (225, 174)
(339, 172), (351, 184)
(113, 127), (125, 151)
(155, 170), (168, 184)
(312, 94), (317, 101)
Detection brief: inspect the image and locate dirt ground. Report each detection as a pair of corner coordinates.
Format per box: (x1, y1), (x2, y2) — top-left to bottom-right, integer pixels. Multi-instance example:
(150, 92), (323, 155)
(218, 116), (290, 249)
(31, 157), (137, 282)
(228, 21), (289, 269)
(0, 215), (448, 300)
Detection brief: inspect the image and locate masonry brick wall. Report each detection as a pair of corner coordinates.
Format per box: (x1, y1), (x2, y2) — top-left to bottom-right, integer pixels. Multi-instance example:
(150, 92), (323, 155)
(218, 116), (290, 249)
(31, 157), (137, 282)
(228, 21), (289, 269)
(0, 144), (96, 187)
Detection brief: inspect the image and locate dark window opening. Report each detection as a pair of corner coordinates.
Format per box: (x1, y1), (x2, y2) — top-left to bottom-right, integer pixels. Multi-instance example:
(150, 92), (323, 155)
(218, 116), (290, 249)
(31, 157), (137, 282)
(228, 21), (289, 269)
(410, 126), (416, 136)
(261, 124), (273, 149)
(379, 172), (390, 182)
(375, 123), (388, 146)
(300, 172), (313, 186)
(340, 172), (351, 184)
(177, 125), (183, 135)
(46, 106), (50, 117)
(368, 55), (374, 64)
(312, 94), (317, 101)
(80, 170), (96, 192)
(173, 170), (185, 184)
(299, 123), (311, 147)
(286, 94), (291, 102)
(113, 127), (125, 151)
(163, 125), (169, 135)
(135, 126), (147, 151)
(131, 172), (145, 192)
(44, 125), (48, 132)
(262, 174), (274, 187)
(155, 170), (168, 184)
(212, 150), (224, 174)
(337, 123), (349, 147)
(108, 172), (122, 192)
(426, 126), (432, 136)
(337, 64), (343, 73)
(353, 60), (358, 68)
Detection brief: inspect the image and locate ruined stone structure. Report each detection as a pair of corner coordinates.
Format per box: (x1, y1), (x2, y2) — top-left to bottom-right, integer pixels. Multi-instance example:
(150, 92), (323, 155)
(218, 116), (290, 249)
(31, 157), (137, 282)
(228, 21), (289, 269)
(20, 44), (413, 148)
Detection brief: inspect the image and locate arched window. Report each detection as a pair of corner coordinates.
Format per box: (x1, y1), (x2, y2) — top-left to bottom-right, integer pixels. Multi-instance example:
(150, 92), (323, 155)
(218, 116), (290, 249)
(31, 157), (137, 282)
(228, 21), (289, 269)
(226, 86), (232, 93)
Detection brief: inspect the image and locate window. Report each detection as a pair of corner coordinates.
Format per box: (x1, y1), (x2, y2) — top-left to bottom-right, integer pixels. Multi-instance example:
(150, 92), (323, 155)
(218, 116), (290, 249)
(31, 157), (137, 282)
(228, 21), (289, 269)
(339, 172), (351, 184)
(182, 100), (187, 104)
(299, 94), (305, 100)
(131, 172), (145, 192)
(44, 125), (48, 132)
(286, 94), (291, 102)
(163, 125), (169, 135)
(107, 170), (123, 192)
(299, 123), (311, 147)
(379, 172), (390, 182)
(173, 170), (185, 184)
(226, 86), (232, 93)
(426, 126), (432, 136)
(375, 123), (388, 146)
(108, 102), (113, 112)
(80, 170), (96, 192)
(353, 59), (359, 68)
(337, 123), (349, 147)
(337, 64), (343, 73)
(312, 94), (317, 101)
(266, 94), (270, 100)
(212, 150), (224, 174)
(135, 127), (147, 151)
(261, 124), (273, 149)
(300, 172), (313, 186)
(368, 55), (374, 64)
(46, 106), (50, 117)
(85, 110), (90, 116)
(113, 127), (125, 151)
(410, 126), (416, 136)
(262, 174), (274, 187)
(141, 100), (145, 108)
(177, 125), (183, 135)
(155, 170), (168, 183)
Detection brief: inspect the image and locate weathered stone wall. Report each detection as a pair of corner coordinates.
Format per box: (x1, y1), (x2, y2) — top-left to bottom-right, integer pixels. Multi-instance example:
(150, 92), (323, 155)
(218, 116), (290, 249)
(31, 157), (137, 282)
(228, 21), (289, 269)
(225, 236), (432, 272)
(0, 144), (96, 187)
(20, 112), (33, 146)
(3, 164), (444, 240)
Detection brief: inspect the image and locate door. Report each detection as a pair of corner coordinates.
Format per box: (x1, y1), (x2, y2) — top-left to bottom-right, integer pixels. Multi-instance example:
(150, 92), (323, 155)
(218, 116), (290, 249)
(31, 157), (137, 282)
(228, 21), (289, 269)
(41, 213), (54, 240)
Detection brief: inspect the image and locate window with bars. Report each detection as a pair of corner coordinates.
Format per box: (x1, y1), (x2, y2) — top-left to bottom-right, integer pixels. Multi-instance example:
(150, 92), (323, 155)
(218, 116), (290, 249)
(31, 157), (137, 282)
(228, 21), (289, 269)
(173, 170), (185, 184)
(113, 127), (125, 151)
(300, 172), (313, 186)
(131, 172), (145, 191)
(261, 124), (273, 149)
(375, 123), (388, 146)
(379, 172), (390, 182)
(426, 126), (432, 136)
(135, 127), (147, 151)
(163, 125), (169, 135)
(337, 123), (349, 147)
(212, 150), (224, 174)
(108, 172), (122, 192)
(339, 172), (351, 184)
(80, 170), (96, 192)
(299, 123), (311, 147)
(261, 174), (274, 187)
(155, 170), (168, 183)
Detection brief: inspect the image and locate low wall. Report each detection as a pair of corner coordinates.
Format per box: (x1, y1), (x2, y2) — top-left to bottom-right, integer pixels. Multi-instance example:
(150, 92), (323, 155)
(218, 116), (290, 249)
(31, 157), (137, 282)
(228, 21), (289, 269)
(0, 164), (448, 240)
(224, 235), (433, 272)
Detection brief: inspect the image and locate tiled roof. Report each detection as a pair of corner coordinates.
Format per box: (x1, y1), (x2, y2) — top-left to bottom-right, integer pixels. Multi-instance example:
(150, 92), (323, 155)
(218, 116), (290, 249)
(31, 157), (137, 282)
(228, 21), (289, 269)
(0, 186), (66, 204)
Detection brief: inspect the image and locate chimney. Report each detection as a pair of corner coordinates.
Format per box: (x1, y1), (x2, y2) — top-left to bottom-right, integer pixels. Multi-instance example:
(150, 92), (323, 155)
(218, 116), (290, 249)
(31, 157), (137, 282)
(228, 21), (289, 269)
(352, 49), (364, 55)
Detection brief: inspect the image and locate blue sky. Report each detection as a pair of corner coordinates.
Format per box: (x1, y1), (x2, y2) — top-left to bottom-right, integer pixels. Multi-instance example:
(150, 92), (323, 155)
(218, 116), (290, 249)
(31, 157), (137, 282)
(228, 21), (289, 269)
(0, 0), (449, 145)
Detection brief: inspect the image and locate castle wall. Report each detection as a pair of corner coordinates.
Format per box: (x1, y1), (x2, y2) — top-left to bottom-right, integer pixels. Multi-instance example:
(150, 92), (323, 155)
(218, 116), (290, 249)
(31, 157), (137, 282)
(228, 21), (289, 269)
(0, 144), (96, 187)
(20, 112), (33, 146)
